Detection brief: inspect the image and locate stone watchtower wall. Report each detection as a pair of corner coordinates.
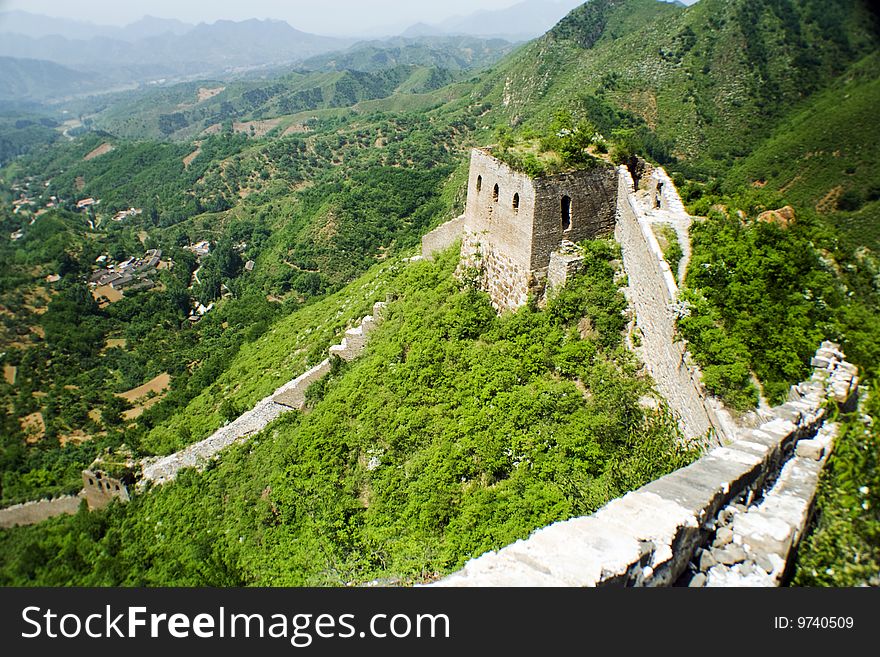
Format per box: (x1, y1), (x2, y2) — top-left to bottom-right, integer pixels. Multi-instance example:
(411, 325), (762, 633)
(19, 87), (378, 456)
(462, 150), (538, 311)
(81, 469), (130, 509)
(460, 149), (618, 312)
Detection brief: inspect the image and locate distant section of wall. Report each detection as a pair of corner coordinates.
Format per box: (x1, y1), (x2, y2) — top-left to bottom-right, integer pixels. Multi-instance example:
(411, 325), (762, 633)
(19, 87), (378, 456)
(0, 495), (82, 529)
(615, 165), (732, 445)
(140, 302), (387, 487)
(272, 361), (333, 410)
(421, 215), (466, 260)
(432, 346), (858, 587)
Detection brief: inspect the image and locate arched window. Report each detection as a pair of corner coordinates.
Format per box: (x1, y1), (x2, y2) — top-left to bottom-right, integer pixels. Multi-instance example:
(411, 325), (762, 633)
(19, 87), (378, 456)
(476, 175), (482, 192)
(512, 193), (520, 212)
(561, 195), (572, 231)
(493, 184), (499, 203)
(88, 478), (94, 486)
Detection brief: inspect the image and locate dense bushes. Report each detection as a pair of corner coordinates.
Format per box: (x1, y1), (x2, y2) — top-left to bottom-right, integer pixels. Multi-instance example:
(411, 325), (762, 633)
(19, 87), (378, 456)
(793, 387), (880, 586)
(0, 245), (696, 585)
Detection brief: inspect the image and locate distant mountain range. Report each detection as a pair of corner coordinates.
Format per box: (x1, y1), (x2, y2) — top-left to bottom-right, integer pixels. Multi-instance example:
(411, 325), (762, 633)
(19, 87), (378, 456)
(0, 3), (588, 103)
(0, 12), (355, 100)
(402, 0), (586, 41)
(0, 11), (192, 41)
(0, 56), (106, 104)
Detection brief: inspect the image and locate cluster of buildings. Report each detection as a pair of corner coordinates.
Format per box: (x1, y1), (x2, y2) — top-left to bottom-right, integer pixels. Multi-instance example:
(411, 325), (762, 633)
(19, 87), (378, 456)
(89, 249), (162, 293)
(113, 207), (142, 222)
(185, 240), (211, 257)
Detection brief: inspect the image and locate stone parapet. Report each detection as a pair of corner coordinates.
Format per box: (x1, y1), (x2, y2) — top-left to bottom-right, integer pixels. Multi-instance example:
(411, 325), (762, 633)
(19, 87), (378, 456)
(615, 165), (725, 444)
(431, 347), (858, 587)
(0, 495), (82, 529)
(422, 215), (466, 261)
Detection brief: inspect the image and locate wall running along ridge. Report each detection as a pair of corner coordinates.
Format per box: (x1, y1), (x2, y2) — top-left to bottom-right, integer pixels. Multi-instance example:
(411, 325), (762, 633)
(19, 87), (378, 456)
(137, 302), (386, 487)
(422, 154), (731, 445)
(431, 344), (859, 587)
(615, 165), (735, 445)
(0, 495), (82, 529)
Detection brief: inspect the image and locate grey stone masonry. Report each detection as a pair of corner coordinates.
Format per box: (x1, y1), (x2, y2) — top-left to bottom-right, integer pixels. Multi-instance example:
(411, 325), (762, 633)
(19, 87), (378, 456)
(139, 302), (387, 487)
(453, 148), (618, 313)
(422, 215), (466, 260)
(615, 165), (734, 445)
(702, 422), (838, 586)
(430, 345), (858, 587)
(0, 495), (82, 529)
(545, 241), (586, 299)
(82, 469), (130, 509)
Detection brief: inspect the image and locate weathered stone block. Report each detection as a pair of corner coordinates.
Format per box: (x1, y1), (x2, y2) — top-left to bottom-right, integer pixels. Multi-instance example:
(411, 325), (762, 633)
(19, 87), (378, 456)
(796, 439), (825, 461)
(733, 511), (794, 557)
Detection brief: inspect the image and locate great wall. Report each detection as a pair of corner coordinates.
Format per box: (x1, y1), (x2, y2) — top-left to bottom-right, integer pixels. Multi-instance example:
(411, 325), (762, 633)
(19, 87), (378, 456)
(0, 149), (863, 588)
(420, 149), (860, 585)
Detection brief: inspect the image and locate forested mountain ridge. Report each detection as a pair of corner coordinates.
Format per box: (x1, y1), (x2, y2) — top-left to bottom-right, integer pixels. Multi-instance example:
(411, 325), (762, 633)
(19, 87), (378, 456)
(478, 0), (878, 170)
(0, 0), (877, 587)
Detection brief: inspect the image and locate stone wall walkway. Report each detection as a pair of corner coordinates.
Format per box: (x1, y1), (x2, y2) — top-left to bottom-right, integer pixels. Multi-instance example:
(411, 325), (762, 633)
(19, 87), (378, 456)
(431, 343), (858, 587)
(139, 302), (386, 487)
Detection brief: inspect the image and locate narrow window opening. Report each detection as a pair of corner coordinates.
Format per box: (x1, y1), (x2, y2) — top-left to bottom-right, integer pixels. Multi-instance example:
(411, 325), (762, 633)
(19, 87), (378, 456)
(493, 184), (499, 203)
(561, 195), (572, 231)
(512, 193), (520, 212)
(476, 175), (482, 192)
(88, 478), (94, 486)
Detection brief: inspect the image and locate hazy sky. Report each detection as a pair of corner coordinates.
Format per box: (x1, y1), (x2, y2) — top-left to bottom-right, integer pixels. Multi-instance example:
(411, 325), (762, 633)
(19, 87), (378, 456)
(0, 1), (698, 35)
(0, 0), (550, 34)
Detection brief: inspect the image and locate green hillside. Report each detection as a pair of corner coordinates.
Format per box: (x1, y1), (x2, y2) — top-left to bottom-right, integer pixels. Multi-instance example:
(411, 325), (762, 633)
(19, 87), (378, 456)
(0, 246), (696, 585)
(91, 65), (467, 141)
(300, 36), (518, 74)
(725, 51), (880, 250)
(0, 0), (878, 588)
(0, 56), (100, 102)
(478, 0), (878, 171)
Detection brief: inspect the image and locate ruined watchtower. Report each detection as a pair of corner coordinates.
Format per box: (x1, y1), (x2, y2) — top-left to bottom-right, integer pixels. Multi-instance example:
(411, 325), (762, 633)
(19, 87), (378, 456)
(458, 149), (619, 312)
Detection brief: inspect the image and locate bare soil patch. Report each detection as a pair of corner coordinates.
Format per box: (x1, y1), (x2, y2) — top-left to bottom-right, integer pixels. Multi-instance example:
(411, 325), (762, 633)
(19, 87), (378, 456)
(233, 119), (283, 138)
(84, 142), (114, 161)
(816, 185), (844, 214)
(183, 147), (202, 168)
(198, 86), (225, 102)
(93, 285), (123, 304)
(118, 373), (171, 404)
(283, 123), (313, 136)
(21, 411), (45, 442)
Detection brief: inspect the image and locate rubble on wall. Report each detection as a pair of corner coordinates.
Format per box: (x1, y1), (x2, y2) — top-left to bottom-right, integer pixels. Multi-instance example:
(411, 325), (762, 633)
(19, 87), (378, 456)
(431, 344), (858, 587)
